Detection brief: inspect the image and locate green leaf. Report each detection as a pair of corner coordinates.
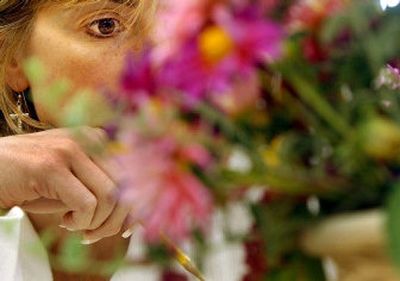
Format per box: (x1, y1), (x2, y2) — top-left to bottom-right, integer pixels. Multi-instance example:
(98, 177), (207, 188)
(58, 234), (89, 273)
(37, 79), (70, 113)
(61, 89), (114, 127)
(281, 69), (351, 137)
(266, 254), (326, 281)
(298, 255), (326, 281)
(62, 91), (92, 127)
(386, 182), (400, 276)
(23, 57), (47, 84)
(25, 228), (57, 257)
(39, 228), (58, 249)
(147, 244), (170, 266)
(267, 268), (296, 281)
(321, 13), (349, 43)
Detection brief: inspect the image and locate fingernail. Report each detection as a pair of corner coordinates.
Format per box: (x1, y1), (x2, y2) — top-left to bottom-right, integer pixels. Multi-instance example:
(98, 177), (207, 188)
(81, 238), (101, 245)
(122, 228), (135, 239)
(59, 225), (75, 231)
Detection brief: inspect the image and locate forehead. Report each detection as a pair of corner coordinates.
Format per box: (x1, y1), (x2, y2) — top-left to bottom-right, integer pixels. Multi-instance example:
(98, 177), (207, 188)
(45, 0), (143, 19)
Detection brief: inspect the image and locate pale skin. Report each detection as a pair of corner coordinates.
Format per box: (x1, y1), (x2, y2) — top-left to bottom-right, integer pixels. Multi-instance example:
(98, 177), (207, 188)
(0, 1), (143, 277)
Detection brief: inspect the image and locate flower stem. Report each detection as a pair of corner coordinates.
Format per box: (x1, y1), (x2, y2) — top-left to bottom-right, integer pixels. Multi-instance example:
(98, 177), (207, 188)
(284, 71), (352, 137)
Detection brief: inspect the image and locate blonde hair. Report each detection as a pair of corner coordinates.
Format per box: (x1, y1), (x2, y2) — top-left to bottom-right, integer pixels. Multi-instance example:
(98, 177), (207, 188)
(0, 0), (156, 135)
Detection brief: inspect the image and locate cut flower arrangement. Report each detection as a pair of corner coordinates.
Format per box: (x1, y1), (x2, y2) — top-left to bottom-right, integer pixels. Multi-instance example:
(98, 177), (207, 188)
(19, 0), (400, 280)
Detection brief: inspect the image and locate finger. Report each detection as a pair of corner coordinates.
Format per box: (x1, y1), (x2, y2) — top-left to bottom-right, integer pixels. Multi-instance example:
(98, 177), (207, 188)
(20, 199), (69, 214)
(80, 128), (119, 182)
(120, 213), (140, 239)
(54, 171), (97, 230)
(71, 127), (109, 157)
(82, 202), (132, 243)
(77, 127), (120, 184)
(90, 154), (119, 184)
(71, 151), (118, 230)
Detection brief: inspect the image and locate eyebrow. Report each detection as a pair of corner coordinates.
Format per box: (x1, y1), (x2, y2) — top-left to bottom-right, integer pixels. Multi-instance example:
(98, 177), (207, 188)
(110, 0), (140, 7)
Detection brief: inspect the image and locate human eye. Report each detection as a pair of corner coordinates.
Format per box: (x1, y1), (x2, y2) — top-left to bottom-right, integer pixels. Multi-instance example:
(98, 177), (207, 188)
(85, 15), (125, 38)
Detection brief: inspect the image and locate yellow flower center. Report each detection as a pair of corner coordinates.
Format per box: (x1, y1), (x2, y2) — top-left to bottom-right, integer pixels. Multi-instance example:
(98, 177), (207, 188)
(199, 26), (234, 64)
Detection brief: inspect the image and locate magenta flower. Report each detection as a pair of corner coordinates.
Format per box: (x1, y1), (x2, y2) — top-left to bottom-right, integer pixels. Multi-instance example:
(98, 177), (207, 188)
(120, 50), (158, 108)
(214, 4), (284, 65)
(119, 1), (284, 108)
(113, 126), (213, 243)
(154, 0), (208, 62)
(259, 0), (280, 12)
(159, 39), (234, 104)
(158, 2), (284, 103)
(211, 70), (261, 116)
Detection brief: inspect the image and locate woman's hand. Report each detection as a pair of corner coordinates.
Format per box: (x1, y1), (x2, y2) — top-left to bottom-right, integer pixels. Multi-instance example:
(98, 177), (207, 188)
(0, 127), (133, 241)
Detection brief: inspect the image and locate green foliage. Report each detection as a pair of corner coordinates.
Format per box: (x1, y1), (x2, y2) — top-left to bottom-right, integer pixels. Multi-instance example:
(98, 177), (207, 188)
(58, 234), (90, 273)
(22, 57), (114, 128)
(249, 194), (333, 279)
(23, 57), (47, 85)
(386, 182), (400, 273)
(26, 228), (58, 257)
(267, 254), (325, 281)
(240, 1), (400, 277)
(280, 67), (351, 137)
(62, 90), (99, 127)
(147, 244), (171, 266)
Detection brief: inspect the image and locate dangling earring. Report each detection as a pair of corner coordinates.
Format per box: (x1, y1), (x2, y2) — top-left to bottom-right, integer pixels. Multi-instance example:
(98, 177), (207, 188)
(10, 92), (30, 131)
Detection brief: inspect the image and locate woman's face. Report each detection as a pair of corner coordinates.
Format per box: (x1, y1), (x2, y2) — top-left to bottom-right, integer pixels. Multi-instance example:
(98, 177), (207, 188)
(26, 1), (142, 125)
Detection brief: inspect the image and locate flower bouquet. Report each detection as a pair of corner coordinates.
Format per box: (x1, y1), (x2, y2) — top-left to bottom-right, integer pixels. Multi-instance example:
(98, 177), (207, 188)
(25, 0), (400, 280)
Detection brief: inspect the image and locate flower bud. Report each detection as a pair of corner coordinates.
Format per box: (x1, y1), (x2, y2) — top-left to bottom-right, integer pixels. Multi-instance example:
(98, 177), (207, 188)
(361, 118), (400, 160)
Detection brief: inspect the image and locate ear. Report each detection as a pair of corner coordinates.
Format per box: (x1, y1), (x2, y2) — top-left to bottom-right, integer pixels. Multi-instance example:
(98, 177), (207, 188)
(5, 58), (29, 92)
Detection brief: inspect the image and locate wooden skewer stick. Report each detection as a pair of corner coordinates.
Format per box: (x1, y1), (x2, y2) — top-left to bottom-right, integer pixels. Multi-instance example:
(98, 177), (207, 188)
(161, 234), (206, 281)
